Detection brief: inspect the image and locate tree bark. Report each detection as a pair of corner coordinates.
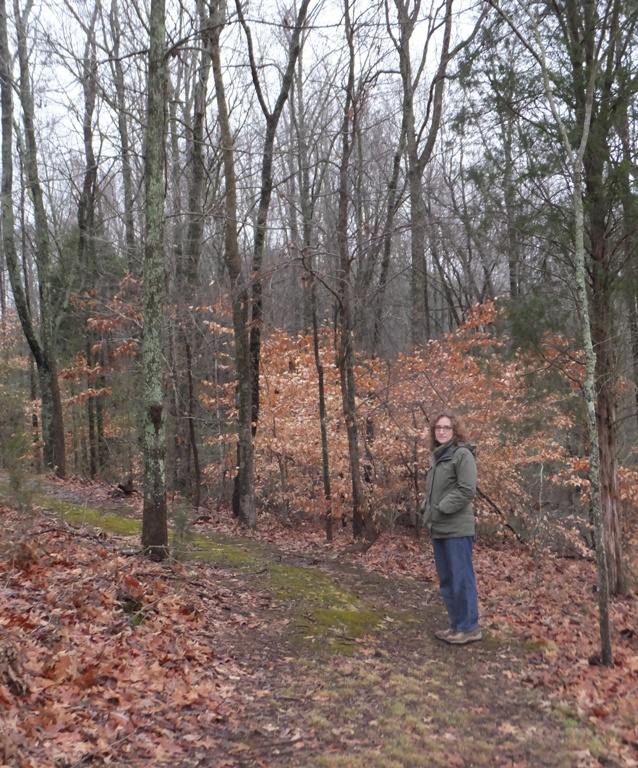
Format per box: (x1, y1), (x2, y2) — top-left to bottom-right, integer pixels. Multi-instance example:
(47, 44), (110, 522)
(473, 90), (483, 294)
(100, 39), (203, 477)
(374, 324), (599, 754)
(108, 0), (138, 274)
(13, 0), (66, 476)
(336, 0), (377, 543)
(391, 0), (454, 345)
(235, 0), (311, 453)
(208, 0), (256, 527)
(141, 0), (169, 559)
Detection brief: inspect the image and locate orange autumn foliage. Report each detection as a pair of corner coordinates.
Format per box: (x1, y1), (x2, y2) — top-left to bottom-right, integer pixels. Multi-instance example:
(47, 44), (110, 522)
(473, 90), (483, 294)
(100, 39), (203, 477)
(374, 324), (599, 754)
(198, 300), (638, 551)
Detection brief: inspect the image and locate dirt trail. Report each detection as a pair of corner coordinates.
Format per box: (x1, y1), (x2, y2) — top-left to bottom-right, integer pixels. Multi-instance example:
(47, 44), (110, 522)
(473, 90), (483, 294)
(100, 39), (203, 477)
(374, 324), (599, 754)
(201, 552), (598, 768)
(16, 477), (609, 768)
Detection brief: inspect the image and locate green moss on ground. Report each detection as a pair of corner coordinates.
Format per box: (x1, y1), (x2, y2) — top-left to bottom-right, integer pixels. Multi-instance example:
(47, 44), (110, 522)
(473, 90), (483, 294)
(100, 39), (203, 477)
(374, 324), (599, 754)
(50, 499), (141, 536)
(17, 487), (388, 655)
(3, 479), (612, 768)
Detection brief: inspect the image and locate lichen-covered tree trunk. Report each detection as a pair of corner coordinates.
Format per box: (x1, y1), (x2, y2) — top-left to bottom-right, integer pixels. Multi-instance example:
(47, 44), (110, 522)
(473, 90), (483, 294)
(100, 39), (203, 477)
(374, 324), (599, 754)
(140, 0), (168, 558)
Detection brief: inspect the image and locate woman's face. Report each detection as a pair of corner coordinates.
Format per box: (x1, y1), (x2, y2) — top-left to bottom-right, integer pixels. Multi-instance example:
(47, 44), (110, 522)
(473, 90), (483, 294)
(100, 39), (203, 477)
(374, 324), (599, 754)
(434, 417), (454, 442)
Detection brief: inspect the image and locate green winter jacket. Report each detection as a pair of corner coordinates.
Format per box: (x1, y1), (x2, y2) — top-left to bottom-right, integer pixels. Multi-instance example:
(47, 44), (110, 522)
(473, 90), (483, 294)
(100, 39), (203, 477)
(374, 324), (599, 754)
(421, 442), (477, 539)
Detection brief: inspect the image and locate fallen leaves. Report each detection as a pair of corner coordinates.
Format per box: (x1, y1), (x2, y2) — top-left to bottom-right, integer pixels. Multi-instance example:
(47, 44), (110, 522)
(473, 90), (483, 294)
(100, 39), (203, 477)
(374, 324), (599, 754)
(1, 485), (638, 767)
(476, 544), (638, 763)
(0, 507), (249, 768)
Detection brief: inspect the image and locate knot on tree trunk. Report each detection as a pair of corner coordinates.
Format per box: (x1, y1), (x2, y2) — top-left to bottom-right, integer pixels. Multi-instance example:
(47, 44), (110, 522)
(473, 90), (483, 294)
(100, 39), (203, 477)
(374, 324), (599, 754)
(149, 404), (163, 433)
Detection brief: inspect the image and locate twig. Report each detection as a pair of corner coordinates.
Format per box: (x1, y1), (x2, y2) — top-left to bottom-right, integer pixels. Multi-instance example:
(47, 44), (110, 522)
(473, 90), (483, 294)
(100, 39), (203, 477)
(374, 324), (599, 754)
(476, 487), (523, 542)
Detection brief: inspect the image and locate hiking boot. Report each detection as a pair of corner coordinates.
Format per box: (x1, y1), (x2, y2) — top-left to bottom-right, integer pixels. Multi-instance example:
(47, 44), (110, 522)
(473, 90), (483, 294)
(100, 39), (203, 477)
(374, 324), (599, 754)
(444, 628), (482, 645)
(434, 627), (455, 640)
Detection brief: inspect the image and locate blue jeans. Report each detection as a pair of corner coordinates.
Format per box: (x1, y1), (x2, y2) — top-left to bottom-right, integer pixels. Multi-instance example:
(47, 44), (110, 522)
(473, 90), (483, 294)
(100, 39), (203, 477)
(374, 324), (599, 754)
(432, 536), (479, 633)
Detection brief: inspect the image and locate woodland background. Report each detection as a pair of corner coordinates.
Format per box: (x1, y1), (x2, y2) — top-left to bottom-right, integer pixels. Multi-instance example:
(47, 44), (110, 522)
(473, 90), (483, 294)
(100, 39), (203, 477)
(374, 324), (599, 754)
(0, 0), (637, 591)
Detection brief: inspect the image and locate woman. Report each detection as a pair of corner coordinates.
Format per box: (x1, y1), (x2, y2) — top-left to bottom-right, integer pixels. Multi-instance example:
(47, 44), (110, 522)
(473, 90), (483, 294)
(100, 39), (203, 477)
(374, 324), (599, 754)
(421, 411), (481, 645)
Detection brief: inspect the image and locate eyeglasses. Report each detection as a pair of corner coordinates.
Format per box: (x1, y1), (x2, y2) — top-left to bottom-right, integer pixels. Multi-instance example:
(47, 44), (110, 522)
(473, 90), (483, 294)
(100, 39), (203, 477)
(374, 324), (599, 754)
(435, 426), (453, 432)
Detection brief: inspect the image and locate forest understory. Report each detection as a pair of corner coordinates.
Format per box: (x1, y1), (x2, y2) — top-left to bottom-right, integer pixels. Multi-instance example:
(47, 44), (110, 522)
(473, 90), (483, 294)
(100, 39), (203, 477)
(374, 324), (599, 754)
(0, 475), (637, 768)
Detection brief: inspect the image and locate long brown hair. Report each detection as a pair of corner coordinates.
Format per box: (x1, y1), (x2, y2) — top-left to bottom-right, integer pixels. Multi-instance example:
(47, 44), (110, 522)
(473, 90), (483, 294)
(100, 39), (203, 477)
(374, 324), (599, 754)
(429, 410), (469, 450)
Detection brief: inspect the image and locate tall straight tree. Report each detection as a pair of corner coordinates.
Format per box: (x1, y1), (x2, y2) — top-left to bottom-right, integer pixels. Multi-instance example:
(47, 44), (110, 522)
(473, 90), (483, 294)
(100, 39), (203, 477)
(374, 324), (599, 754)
(335, 0), (377, 543)
(164, 0), (221, 507)
(389, 0), (449, 343)
(1, 0), (67, 476)
(527, 0), (613, 667)
(371, 117), (407, 358)
(75, 5), (106, 479)
(486, 0), (638, 663)
(205, 0), (312, 527)
(141, 0), (169, 558)
(530, 22), (613, 668)
(618, 102), (638, 427)
(286, 37), (337, 539)
(565, 0), (638, 597)
(230, 0), (311, 525)
(105, 0), (139, 274)
(207, 0), (256, 527)
(236, 0), (311, 415)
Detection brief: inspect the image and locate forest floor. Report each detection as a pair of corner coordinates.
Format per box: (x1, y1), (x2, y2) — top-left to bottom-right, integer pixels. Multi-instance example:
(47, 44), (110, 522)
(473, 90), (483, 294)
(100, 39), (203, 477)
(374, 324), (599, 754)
(0, 475), (637, 768)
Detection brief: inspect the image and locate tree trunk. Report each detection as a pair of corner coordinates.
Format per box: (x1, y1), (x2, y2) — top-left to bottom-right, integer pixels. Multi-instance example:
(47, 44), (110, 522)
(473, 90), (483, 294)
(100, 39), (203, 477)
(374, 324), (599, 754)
(166, 65), (188, 498)
(108, 0), (138, 274)
(77, 9), (102, 479)
(590, 285), (624, 595)
(13, 0), (66, 476)
(141, 0), (169, 559)
(573, 171), (613, 666)
(618, 98), (638, 472)
(392, 0), (454, 345)
(235, 0), (311, 448)
(372, 120), (406, 357)
(173, 0), (214, 509)
(208, 0), (256, 528)
(289, 48), (333, 540)
(487, 0), (615, 666)
(336, 0), (377, 544)
(578, 1), (626, 595)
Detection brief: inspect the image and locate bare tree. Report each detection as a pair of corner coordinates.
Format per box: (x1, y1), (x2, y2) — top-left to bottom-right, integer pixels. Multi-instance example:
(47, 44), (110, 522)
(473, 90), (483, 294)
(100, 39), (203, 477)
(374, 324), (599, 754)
(207, 0), (256, 526)
(74, 5), (109, 480)
(387, 0), (485, 344)
(1, 0), (67, 476)
(335, 0), (377, 543)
